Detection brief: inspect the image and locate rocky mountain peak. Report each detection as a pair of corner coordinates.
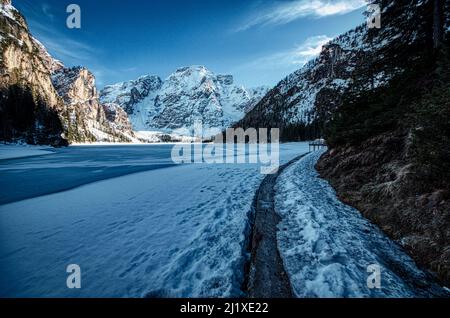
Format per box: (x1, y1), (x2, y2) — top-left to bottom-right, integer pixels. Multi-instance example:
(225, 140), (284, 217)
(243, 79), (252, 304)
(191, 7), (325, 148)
(0, 0), (26, 28)
(100, 66), (270, 132)
(99, 74), (162, 117)
(0, 0), (139, 144)
(174, 65), (210, 75)
(217, 74), (234, 86)
(50, 65), (136, 142)
(165, 65), (217, 92)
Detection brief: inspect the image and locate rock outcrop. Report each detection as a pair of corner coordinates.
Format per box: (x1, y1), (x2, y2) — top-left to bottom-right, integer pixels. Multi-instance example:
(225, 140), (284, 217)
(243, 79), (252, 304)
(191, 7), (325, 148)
(52, 66), (135, 142)
(99, 75), (163, 131)
(102, 103), (133, 133)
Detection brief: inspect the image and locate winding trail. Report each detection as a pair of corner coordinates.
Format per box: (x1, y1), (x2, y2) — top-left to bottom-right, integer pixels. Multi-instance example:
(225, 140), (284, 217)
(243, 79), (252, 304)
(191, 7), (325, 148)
(248, 151), (449, 298)
(246, 154), (309, 298)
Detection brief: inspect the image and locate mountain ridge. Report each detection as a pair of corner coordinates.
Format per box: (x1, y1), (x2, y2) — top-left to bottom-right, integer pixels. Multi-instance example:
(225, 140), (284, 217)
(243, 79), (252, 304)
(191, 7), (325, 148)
(236, 12), (409, 141)
(100, 65), (270, 133)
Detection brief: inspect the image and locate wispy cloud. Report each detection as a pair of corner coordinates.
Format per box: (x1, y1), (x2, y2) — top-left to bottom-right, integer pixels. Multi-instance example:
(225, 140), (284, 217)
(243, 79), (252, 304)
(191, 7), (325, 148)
(21, 9), (108, 85)
(24, 19), (98, 66)
(247, 35), (332, 69)
(17, 0), (97, 65)
(41, 3), (54, 21)
(233, 35), (332, 86)
(237, 0), (367, 31)
(289, 35), (333, 64)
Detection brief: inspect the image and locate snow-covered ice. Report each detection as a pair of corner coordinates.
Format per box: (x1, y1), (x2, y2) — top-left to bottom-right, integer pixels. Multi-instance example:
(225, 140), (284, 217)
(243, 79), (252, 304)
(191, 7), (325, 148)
(0, 143), (308, 298)
(0, 144), (54, 161)
(275, 151), (448, 298)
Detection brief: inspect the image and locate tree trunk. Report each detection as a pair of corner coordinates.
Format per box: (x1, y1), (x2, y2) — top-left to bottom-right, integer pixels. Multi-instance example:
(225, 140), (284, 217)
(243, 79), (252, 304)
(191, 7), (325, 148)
(433, 0), (443, 49)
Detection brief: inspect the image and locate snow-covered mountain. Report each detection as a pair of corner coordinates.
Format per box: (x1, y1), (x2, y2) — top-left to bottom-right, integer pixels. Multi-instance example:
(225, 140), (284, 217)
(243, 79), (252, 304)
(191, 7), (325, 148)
(237, 1), (421, 140)
(0, 0), (267, 144)
(99, 75), (163, 131)
(100, 66), (269, 133)
(317, 0), (450, 287)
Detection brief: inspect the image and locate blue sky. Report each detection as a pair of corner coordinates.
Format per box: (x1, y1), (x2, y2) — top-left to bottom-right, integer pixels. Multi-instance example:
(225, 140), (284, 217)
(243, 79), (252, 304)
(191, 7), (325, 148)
(15, 0), (367, 88)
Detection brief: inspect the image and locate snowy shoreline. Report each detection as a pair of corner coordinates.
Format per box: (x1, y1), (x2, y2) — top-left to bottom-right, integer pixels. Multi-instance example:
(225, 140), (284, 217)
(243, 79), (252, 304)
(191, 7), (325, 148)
(274, 151), (449, 298)
(69, 142), (208, 146)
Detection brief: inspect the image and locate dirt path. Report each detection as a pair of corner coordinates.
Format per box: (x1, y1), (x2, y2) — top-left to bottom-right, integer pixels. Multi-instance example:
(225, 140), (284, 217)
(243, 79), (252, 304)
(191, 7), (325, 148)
(246, 154), (309, 298)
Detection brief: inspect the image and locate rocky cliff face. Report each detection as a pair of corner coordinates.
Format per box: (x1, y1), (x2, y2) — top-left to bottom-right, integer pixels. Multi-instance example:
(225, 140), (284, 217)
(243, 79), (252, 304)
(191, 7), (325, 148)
(100, 66), (269, 133)
(236, 40), (354, 140)
(0, 0), (135, 144)
(52, 67), (135, 142)
(100, 75), (163, 116)
(102, 103), (133, 133)
(0, 0), (66, 145)
(1, 1), (265, 144)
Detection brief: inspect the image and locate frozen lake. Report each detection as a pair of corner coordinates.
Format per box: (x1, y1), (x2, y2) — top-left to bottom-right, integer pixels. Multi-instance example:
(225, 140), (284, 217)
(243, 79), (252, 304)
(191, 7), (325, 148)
(0, 145), (178, 205)
(1, 143), (446, 298)
(0, 143), (308, 297)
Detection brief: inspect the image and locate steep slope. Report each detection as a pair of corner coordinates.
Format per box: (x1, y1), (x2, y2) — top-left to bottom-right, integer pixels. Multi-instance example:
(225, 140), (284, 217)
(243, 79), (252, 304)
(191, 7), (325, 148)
(99, 75), (162, 131)
(237, 42), (354, 141)
(102, 103), (134, 134)
(236, 1), (417, 141)
(0, 0), (66, 146)
(315, 0), (450, 286)
(100, 66), (269, 133)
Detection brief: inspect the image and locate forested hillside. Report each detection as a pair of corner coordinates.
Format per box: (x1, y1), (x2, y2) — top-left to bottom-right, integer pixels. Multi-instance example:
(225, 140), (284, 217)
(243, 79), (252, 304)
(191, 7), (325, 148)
(318, 0), (450, 285)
